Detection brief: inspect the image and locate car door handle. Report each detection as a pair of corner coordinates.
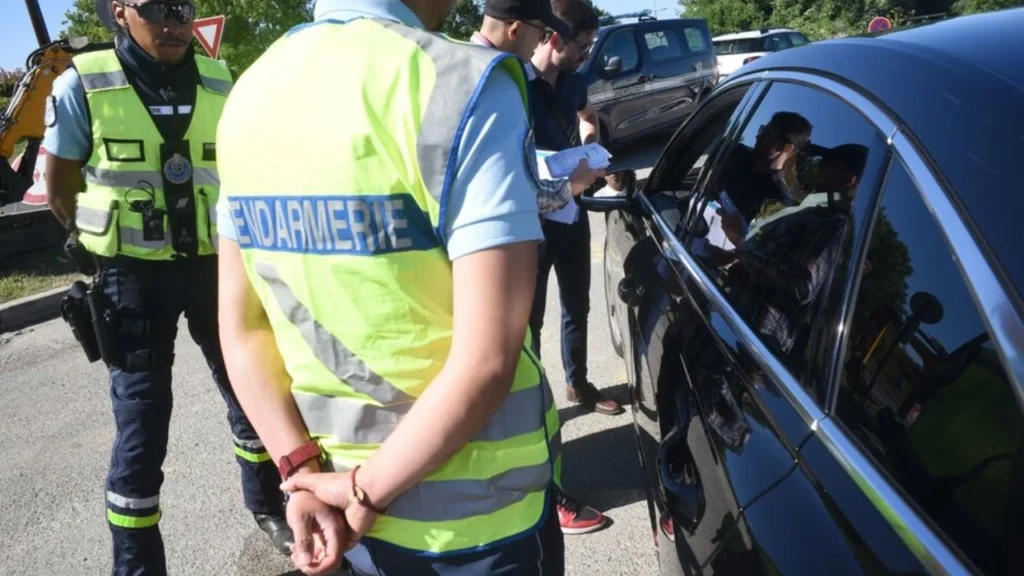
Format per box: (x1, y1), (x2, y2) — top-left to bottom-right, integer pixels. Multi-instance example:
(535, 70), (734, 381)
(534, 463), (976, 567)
(636, 75), (647, 83)
(618, 275), (642, 307)
(657, 425), (705, 533)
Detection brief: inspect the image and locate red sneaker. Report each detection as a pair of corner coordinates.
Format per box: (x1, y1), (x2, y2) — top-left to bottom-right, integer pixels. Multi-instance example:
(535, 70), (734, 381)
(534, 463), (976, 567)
(659, 511), (676, 543)
(555, 490), (607, 535)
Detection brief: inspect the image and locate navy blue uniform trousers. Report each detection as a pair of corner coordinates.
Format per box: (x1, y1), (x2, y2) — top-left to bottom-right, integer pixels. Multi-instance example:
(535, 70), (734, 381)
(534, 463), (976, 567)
(345, 492), (565, 575)
(529, 215), (591, 388)
(98, 255), (282, 576)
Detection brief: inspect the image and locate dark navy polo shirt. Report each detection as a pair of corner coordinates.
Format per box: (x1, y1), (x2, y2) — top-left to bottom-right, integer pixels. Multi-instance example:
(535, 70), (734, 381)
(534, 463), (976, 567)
(530, 70), (588, 152)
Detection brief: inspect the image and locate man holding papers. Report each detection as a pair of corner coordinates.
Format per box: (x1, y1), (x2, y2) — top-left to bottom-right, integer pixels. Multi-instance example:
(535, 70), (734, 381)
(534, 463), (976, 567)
(472, 0), (611, 537)
(528, 0), (622, 419)
(470, 0), (604, 215)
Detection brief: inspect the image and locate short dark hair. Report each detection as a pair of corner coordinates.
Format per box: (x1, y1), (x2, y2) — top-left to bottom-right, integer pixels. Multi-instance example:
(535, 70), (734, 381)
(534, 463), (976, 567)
(768, 111), (812, 149)
(550, 0), (600, 37)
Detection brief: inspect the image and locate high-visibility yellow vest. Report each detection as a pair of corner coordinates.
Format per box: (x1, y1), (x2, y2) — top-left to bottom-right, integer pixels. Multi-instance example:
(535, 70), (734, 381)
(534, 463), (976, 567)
(72, 49), (232, 260)
(217, 18), (561, 555)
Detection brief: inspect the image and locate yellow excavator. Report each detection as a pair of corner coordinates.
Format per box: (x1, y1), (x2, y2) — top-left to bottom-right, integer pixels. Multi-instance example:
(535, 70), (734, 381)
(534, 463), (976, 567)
(0, 0), (112, 207)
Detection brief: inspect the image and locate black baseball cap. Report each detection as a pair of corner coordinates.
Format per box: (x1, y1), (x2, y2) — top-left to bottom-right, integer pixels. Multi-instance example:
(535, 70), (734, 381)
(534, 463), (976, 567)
(821, 143), (869, 177)
(483, 0), (572, 39)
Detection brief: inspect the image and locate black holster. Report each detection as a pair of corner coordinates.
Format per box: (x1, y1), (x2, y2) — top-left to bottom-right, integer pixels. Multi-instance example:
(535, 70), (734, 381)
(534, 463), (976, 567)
(85, 279), (121, 366)
(60, 281), (101, 363)
(60, 275), (122, 366)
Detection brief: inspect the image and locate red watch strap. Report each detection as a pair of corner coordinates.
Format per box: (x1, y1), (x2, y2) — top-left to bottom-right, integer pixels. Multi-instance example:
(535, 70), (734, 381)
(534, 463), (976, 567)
(278, 441), (322, 480)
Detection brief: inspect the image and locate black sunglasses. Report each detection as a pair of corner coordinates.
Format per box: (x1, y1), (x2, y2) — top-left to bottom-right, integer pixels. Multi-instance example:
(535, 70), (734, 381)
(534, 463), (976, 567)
(118, 1), (197, 25)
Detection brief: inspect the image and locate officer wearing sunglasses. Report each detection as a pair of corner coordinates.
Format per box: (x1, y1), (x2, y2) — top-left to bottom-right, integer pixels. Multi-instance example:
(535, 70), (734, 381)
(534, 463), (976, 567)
(42, 1), (293, 573)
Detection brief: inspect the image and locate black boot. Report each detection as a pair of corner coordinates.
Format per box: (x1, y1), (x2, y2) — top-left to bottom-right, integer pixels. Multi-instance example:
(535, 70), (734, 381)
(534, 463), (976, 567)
(254, 512), (294, 556)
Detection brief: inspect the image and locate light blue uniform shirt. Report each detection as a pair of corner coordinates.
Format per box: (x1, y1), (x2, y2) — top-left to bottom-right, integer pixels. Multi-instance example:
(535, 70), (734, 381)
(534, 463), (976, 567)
(42, 67), (91, 162)
(215, 0), (543, 260)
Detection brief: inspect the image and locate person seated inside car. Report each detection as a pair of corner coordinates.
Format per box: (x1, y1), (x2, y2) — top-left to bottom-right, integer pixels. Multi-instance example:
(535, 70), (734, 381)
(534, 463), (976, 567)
(717, 143), (868, 358)
(715, 111), (812, 242)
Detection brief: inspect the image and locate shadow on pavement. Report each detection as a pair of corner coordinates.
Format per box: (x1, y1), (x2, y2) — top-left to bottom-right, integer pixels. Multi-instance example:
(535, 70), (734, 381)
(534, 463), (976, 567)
(557, 382), (631, 425)
(560, 422), (647, 513)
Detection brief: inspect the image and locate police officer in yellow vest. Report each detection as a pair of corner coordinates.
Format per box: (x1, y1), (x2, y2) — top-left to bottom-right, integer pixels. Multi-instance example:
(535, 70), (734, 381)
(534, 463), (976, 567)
(42, 2), (292, 573)
(216, 0), (571, 573)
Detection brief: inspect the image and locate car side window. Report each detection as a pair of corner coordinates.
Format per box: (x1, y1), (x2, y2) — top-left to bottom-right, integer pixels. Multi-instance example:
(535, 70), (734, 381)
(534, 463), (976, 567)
(644, 29), (685, 63)
(644, 86), (753, 234)
(683, 26), (709, 54)
(835, 158), (1023, 576)
(597, 29), (640, 75)
(788, 32), (809, 47)
(765, 34), (791, 52)
(682, 81), (888, 402)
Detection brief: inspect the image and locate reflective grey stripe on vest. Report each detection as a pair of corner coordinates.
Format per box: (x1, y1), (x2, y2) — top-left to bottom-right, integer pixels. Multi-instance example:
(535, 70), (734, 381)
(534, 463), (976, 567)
(81, 69), (231, 95)
(76, 205), (172, 250)
(76, 204), (113, 234)
(122, 227), (171, 250)
(256, 262), (551, 444)
(199, 74), (232, 95)
(83, 166), (220, 188)
(377, 21), (520, 211)
(325, 459), (550, 523)
(80, 70), (130, 91)
(255, 262), (414, 405)
(293, 378), (552, 445)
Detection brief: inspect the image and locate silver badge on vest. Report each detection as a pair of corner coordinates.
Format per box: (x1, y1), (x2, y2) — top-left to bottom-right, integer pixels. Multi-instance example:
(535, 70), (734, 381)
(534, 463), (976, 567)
(163, 153), (193, 185)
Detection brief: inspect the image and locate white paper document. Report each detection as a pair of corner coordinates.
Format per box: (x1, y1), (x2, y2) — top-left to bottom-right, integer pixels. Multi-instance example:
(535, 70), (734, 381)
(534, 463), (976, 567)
(541, 143), (613, 179)
(703, 199), (737, 252)
(534, 149), (579, 224)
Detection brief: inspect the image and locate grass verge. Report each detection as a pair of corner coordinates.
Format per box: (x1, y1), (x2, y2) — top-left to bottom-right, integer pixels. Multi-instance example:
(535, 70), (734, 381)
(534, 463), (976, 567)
(0, 245), (85, 304)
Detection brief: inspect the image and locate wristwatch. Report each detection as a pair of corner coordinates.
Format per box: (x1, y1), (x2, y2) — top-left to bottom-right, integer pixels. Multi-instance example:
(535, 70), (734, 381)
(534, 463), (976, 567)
(277, 440), (322, 480)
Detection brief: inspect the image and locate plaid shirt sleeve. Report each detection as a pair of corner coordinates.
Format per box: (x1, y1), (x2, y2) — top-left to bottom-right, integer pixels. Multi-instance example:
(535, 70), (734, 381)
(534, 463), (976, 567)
(536, 177), (573, 214)
(733, 208), (847, 354)
(740, 209), (845, 304)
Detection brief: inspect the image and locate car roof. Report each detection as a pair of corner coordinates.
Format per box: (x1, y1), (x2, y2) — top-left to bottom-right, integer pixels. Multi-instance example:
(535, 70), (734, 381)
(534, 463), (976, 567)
(712, 28), (797, 41)
(731, 7), (1024, 301)
(599, 18), (707, 35)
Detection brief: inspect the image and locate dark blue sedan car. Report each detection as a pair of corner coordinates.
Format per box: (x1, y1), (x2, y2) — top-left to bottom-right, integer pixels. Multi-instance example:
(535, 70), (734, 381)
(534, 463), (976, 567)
(579, 7), (1024, 575)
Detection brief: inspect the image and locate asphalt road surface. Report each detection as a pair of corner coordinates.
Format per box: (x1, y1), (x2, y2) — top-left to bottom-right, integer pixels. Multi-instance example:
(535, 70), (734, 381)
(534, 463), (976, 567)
(0, 138), (667, 576)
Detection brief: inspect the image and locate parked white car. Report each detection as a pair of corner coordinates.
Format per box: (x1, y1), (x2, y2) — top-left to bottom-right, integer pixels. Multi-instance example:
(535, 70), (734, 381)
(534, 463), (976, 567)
(712, 28), (809, 81)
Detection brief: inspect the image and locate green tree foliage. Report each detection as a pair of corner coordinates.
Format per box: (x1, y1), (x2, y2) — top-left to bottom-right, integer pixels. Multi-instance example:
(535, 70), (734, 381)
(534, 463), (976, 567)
(441, 0), (484, 40)
(59, 0), (313, 77)
(770, 0), (890, 39)
(1, 68), (24, 112)
(951, 0), (1019, 14)
(681, 0), (768, 32)
(680, 0), (1017, 39)
(857, 211), (914, 330)
(196, 0), (312, 74)
(61, 0), (115, 43)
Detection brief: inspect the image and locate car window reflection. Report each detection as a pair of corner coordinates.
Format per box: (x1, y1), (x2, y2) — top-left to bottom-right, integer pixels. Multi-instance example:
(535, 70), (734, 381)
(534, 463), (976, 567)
(835, 159), (1023, 576)
(683, 81), (887, 404)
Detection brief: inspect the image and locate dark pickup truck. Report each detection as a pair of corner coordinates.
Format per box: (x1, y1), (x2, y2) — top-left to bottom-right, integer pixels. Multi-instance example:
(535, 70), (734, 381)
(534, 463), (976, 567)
(579, 17), (718, 150)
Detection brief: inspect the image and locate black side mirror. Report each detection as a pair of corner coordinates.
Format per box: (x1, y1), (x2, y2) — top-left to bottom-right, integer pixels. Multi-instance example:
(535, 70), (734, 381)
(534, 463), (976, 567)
(603, 55), (622, 75)
(577, 168), (637, 213)
(909, 291), (944, 325)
